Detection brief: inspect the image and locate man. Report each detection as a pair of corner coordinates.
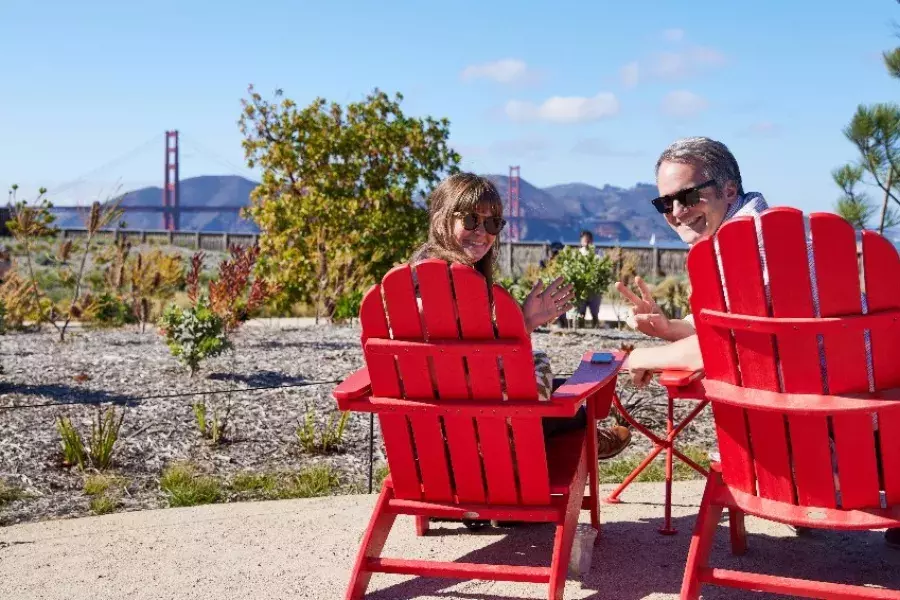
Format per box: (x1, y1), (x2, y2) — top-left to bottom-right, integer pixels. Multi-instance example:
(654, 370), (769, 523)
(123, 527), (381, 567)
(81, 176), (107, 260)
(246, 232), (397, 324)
(617, 136), (899, 549)
(618, 136), (767, 385)
(576, 230), (603, 328)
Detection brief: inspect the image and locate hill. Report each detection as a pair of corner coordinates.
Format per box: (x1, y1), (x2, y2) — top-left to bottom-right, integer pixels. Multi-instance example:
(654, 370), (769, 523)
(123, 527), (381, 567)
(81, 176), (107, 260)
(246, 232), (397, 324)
(49, 174), (678, 243)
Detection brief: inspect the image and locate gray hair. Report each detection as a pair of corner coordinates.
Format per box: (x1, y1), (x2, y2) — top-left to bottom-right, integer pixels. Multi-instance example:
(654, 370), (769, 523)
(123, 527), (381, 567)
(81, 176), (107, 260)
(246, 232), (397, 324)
(655, 136), (744, 196)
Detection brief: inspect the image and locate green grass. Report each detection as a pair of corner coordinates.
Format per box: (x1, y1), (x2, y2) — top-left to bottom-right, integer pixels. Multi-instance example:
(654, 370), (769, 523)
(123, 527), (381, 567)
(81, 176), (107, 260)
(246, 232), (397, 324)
(228, 465), (342, 500)
(600, 446), (711, 485)
(0, 479), (25, 506)
(159, 462), (223, 508)
(83, 473), (128, 515)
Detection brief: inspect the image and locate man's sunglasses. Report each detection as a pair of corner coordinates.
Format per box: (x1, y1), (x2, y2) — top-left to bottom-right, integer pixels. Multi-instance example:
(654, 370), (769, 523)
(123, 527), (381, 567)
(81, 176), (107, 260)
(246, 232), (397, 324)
(456, 212), (507, 235)
(651, 179), (717, 214)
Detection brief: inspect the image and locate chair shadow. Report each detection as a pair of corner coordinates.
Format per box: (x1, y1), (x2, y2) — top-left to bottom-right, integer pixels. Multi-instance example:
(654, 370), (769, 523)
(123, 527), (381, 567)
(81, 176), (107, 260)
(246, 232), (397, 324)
(205, 370), (308, 387)
(0, 382), (139, 407)
(362, 507), (900, 600)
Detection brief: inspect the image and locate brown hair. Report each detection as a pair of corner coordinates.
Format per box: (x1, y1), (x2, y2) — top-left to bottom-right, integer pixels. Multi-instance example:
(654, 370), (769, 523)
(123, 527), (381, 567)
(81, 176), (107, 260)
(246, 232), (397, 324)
(410, 172), (504, 288)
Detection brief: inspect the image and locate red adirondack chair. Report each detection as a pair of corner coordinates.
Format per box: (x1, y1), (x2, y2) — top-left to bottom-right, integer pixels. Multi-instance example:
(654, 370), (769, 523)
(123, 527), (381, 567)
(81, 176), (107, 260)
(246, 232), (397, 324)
(679, 207), (900, 599)
(332, 258), (622, 600)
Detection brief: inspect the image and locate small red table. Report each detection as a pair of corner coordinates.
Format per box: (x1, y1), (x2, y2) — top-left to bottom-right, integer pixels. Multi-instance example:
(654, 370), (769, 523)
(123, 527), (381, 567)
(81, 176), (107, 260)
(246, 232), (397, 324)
(604, 367), (709, 535)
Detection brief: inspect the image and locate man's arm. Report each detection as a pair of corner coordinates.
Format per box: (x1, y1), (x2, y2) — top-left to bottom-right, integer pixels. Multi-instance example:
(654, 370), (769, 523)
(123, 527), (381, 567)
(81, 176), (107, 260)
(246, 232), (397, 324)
(625, 334), (704, 373)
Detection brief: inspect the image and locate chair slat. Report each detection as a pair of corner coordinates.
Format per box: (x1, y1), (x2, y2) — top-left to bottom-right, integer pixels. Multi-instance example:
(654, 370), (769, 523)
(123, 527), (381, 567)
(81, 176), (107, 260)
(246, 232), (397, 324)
(760, 208), (836, 507)
(810, 214), (880, 509)
(493, 287), (538, 401)
(443, 415), (487, 503)
(879, 408), (900, 504)
(510, 419), (550, 505)
(360, 285), (401, 398)
(452, 265), (504, 399)
(861, 231), (900, 505)
(718, 216), (793, 502)
(380, 414), (422, 500)
(417, 260), (469, 400)
(409, 415), (454, 502)
(688, 235), (754, 494)
(476, 417), (519, 504)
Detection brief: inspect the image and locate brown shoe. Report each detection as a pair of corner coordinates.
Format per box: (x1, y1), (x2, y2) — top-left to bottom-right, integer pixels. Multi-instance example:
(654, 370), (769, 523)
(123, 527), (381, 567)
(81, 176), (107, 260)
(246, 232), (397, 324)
(597, 426), (631, 460)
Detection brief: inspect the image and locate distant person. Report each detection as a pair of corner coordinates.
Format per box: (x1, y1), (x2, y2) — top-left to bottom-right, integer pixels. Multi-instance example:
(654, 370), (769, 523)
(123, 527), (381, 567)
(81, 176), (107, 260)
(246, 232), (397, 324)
(576, 230), (603, 328)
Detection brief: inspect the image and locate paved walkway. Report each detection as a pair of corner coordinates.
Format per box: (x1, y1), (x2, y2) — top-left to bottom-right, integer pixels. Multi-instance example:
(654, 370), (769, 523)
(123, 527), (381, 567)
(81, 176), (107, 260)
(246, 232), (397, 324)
(1, 482), (898, 599)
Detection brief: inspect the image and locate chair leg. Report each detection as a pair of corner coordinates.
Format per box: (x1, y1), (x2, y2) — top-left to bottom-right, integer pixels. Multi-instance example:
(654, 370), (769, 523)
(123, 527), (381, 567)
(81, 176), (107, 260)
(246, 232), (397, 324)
(549, 461), (588, 600)
(415, 516), (429, 536)
(586, 397), (601, 538)
(680, 474), (724, 600)
(345, 484), (398, 600)
(728, 508), (747, 556)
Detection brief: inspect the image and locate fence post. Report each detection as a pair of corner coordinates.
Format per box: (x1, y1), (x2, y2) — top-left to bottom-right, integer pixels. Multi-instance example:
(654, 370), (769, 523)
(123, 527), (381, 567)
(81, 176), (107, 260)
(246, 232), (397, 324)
(652, 245), (660, 277)
(140, 230), (147, 244)
(506, 241), (513, 277)
(223, 233), (230, 251)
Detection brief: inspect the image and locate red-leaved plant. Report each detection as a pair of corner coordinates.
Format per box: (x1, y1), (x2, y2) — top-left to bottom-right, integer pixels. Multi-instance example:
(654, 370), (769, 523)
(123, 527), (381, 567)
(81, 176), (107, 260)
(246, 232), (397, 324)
(186, 245), (279, 332)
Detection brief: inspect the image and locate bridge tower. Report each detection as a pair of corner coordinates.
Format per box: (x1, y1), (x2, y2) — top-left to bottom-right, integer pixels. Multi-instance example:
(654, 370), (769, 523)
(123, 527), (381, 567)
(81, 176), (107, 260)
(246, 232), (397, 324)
(508, 165), (521, 241)
(162, 130), (180, 231)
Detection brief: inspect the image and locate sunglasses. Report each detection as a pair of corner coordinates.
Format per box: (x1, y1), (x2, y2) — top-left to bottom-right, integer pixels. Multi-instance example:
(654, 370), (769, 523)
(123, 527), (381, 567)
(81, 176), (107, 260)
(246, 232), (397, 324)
(651, 179), (717, 214)
(456, 212), (507, 235)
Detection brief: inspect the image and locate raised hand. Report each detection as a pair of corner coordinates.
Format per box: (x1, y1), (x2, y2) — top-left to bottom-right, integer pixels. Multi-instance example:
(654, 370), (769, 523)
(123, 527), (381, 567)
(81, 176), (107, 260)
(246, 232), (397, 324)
(614, 276), (671, 339)
(522, 276), (575, 332)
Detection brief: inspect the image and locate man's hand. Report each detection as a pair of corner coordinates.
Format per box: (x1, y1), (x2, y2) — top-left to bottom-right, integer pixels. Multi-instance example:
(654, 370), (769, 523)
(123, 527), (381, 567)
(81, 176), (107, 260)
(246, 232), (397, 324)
(522, 276), (575, 332)
(615, 276), (672, 339)
(622, 347), (655, 388)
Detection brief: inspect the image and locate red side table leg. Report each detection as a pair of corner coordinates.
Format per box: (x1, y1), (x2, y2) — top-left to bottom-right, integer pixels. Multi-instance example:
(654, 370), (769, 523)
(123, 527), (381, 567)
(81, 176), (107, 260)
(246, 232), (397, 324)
(659, 394), (677, 535)
(604, 389), (710, 535)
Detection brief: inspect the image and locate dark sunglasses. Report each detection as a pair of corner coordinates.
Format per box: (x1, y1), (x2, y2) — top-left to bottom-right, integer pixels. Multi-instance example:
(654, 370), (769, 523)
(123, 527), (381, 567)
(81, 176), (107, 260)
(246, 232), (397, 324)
(456, 212), (507, 235)
(651, 179), (717, 214)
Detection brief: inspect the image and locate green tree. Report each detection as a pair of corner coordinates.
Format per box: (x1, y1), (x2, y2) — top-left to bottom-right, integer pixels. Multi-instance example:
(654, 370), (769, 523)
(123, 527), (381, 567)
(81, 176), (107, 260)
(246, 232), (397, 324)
(238, 86), (461, 320)
(835, 5), (900, 233)
(833, 164), (898, 230)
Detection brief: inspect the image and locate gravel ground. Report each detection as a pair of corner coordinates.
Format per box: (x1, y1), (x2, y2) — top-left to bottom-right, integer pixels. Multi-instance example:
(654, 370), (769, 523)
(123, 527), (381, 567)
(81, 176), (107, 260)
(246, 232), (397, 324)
(0, 322), (716, 526)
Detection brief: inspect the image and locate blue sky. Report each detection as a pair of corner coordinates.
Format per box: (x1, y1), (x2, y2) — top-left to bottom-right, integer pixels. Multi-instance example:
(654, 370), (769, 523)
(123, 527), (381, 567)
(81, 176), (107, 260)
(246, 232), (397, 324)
(1, 0), (898, 213)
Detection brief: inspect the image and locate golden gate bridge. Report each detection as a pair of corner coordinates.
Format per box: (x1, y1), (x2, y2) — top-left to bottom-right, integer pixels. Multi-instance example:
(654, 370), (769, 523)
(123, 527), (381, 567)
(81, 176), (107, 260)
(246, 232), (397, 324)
(43, 130), (526, 240)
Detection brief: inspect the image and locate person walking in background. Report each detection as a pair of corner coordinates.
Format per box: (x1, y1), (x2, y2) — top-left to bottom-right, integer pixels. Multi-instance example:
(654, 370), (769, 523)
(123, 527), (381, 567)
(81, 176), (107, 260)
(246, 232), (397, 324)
(577, 230), (603, 328)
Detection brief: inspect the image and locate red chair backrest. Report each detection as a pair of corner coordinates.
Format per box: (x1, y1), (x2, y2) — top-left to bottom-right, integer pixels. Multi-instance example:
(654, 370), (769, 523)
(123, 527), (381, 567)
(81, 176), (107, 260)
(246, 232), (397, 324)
(688, 207), (900, 510)
(358, 259), (553, 505)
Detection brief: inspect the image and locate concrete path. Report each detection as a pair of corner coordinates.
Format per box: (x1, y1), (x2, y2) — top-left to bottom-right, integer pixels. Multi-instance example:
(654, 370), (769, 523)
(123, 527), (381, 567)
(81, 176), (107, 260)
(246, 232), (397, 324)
(1, 482), (898, 600)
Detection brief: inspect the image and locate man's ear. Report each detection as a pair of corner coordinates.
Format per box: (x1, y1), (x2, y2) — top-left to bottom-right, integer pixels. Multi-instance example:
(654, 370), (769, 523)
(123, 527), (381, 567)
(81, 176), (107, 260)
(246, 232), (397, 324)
(722, 180), (739, 202)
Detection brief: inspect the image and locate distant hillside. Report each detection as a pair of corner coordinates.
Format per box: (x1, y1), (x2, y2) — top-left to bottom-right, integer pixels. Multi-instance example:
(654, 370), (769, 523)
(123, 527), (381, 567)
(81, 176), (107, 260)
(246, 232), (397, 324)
(50, 173), (679, 243)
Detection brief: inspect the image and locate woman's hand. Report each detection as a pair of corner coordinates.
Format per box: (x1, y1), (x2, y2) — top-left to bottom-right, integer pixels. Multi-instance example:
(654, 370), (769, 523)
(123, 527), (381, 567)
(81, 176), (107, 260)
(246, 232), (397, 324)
(615, 276), (672, 340)
(522, 277), (575, 332)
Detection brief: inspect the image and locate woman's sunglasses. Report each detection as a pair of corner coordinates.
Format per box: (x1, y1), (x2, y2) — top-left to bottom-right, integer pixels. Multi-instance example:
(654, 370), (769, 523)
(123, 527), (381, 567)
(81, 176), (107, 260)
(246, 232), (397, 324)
(456, 212), (507, 235)
(651, 179), (716, 214)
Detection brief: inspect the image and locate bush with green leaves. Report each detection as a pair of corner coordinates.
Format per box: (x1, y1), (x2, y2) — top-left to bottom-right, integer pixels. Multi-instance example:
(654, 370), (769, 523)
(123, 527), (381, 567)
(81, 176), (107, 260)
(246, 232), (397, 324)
(331, 289), (364, 323)
(82, 293), (138, 328)
(542, 247), (613, 305)
(158, 297), (231, 376)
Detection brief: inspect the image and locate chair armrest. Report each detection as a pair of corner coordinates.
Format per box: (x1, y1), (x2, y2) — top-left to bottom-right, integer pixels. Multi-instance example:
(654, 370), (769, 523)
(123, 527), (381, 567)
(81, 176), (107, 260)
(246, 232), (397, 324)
(551, 352), (623, 418)
(332, 367), (371, 409)
(657, 368), (704, 387)
(657, 368), (705, 399)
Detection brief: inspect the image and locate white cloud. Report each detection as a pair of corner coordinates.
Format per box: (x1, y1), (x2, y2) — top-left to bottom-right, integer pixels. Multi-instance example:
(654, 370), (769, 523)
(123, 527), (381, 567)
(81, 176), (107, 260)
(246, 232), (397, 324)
(460, 59), (539, 85)
(620, 61), (640, 89)
(504, 92), (620, 124)
(662, 28), (685, 42)
(661, 90), (709, 118)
